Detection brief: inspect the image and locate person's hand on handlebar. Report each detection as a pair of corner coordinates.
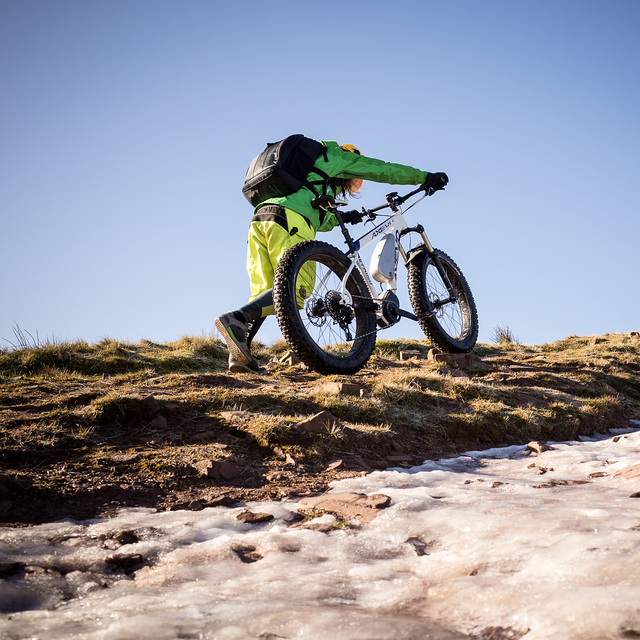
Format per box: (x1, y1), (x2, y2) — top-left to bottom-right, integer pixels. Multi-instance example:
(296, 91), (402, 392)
(423, 172), (449, 195)
(340, 209), (365, 225)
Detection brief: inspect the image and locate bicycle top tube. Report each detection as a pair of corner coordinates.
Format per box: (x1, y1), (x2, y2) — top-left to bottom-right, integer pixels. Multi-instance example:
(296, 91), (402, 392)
(321, 185), (429, 253)
(350, 210), (407, 252)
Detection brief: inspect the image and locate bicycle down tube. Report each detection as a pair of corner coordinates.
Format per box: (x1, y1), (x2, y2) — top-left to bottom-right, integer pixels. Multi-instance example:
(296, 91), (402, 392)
(345, 211), (407, 303)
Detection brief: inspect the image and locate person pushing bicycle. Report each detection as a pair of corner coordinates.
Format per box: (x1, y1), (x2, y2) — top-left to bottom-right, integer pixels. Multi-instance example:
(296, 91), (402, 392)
(216, 139), (448, 373)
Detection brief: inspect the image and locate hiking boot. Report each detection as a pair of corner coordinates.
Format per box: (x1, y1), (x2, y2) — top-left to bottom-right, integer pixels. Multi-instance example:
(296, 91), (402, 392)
(215, 312), (252, 365)
(228, 354), (266, 374)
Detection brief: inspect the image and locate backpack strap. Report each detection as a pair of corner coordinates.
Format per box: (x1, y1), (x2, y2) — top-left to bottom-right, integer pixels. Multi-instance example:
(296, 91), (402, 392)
(304, 167), (345, 198)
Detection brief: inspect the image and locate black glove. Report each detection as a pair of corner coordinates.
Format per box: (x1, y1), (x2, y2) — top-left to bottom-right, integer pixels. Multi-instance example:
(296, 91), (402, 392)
(423, 172), (449, 195)
(340, 209), (365, 225)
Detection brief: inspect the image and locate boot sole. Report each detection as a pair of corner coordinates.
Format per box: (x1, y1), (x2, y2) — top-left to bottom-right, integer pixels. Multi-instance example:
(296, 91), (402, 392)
(229, 361), (265, 374)
(215, 318), (252, 365)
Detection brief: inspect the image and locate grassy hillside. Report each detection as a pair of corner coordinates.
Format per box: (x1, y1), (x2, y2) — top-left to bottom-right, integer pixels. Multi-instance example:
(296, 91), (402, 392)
(1, 332), (639, 525)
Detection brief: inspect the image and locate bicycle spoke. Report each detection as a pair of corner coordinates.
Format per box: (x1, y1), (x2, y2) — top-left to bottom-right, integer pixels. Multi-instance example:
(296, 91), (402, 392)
(300, 260), (359, 354)
(425, 266), (464, 339)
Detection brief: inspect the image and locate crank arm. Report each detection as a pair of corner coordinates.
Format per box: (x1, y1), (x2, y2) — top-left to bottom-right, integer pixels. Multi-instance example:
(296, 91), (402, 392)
(396, 307), (418, 321)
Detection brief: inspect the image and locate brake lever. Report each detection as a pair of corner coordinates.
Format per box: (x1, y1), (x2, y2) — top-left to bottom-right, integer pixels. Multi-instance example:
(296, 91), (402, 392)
(361, 207), (377, 225)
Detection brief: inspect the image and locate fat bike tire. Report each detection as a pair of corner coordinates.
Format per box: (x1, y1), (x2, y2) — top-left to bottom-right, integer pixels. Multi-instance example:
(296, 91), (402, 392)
(407, 248), (478, 353)
(273, 240), (377, 374)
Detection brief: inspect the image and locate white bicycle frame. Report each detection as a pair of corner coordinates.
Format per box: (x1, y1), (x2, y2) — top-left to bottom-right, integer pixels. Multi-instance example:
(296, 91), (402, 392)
(342, 210), (407, 303)
(337, 200), (439, 324)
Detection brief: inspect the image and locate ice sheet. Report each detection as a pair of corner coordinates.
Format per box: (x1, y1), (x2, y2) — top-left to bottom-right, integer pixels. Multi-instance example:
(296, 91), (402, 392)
(2, 427), (640, 639)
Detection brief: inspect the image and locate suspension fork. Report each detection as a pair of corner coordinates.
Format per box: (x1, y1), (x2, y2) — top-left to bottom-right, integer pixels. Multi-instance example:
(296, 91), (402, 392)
(401, 224), (459, 306)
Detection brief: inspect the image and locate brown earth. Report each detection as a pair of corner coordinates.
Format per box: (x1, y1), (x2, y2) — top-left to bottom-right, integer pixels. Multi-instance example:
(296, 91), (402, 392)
(1, 333), (639, 526)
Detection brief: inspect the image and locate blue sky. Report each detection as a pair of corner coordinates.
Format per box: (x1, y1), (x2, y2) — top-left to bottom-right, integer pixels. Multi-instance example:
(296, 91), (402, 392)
(2, 0), (639, 349)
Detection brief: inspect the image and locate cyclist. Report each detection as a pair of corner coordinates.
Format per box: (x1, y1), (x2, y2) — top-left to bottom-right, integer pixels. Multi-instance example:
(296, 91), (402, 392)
(216, 141), (448, 373)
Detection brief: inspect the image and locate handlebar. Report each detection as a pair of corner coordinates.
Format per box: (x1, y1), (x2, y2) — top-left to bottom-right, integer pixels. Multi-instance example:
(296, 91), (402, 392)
(367, 185), (426, 214)
(312, 184), (433, 226)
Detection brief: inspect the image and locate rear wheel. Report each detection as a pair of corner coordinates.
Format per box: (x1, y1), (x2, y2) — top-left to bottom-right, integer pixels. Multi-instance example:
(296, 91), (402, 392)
(407, 248), (478, 353)
(273, 240), (377, 374)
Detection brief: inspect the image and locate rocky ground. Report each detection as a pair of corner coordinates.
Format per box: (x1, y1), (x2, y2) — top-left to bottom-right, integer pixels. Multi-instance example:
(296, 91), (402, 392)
(1, 333), (639, 527)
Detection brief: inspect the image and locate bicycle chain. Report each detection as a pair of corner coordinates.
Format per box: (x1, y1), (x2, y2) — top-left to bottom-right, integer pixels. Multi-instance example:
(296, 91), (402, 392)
(329, 294), (434, 342)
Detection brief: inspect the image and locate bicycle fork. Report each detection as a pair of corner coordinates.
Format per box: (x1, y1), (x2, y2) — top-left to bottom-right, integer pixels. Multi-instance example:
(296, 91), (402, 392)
(402, 224), (460, 311)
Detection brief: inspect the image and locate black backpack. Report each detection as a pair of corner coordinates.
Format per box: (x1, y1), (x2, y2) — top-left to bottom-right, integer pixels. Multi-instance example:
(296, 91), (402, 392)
(242, 135), (342, 207)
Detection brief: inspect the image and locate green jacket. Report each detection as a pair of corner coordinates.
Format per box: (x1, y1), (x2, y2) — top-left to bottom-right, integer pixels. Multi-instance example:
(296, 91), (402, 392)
(256, 141), (429, 232)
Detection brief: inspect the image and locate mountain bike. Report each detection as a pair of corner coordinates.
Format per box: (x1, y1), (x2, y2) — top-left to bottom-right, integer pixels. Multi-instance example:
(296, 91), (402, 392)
(272, 185), (479, 374)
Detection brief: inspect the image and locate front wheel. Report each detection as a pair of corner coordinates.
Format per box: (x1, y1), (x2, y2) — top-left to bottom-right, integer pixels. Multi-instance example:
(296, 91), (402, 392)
(407, 249), (478, 353)
(273, 240), (377, 374)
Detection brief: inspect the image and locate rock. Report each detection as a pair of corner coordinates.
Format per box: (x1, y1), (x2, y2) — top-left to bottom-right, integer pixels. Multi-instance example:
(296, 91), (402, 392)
(614, 464), (640, 481)
(115, 530), (139, 545)
(295, 410), (339, 434)
(405, 537), (432, 556)
(232, 545), (263, 563)
(279, 351), (301, 366)
(437, 367), (470, 379)
(273, 448), (297, 466)
(429, 351), (480, 365)
(527, 441), (554, 454)
(105, 553), (144, 569)
(285, 453), (297, 466)
(237, 510), (274, 524)
(193, 460), (242, 480)
(399, 350), (423, 361)
(320, 382), (368, 397)
(206, 495), (236, 508)
(325, 459), (344, 471)
(296, 520), (337, 533)
(366, 494), (392, 509)
(298, 492), (392, 523)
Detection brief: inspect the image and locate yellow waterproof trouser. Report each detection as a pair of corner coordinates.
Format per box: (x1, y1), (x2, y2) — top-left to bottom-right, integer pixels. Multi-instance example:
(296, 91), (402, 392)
(246, 208), (316, 316)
